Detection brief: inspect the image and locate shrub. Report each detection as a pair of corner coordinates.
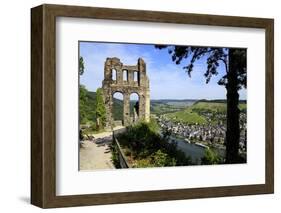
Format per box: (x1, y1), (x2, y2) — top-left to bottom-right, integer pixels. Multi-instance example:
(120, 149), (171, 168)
(117, 121), (192, 168)
(201, 148), (221, 165)
(110, 143), (121, 169)
(135, 159), (153, 168)
(151, 150), (177, 167)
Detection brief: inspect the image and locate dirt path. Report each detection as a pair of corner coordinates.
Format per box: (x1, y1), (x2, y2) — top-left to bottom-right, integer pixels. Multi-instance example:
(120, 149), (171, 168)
(79, 127), (125, 170)
(79, 136), (114, 170)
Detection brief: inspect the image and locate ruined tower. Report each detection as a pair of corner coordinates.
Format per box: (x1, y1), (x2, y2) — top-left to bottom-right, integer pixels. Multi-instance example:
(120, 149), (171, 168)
(102, 57), (150, 128)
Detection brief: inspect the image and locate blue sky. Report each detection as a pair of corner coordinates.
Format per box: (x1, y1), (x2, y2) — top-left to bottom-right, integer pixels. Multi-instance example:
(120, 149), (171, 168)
(79, 42), (246, 100)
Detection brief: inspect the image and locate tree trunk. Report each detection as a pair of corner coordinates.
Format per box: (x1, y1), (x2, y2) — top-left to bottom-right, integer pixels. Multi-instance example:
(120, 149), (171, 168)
(96, 117), (100, 130)
(225, 49), (240, 163)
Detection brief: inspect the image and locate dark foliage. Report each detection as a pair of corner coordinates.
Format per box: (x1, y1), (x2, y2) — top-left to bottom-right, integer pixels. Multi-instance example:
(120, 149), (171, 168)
(79, 56), (85, 75)
(155, 45), (247, 163)
(155, 45), (246, 88)
(110, 143), (122, 168)
(79, 87), (130, 124)
(201, 148), (222, 165)
(117, 121), (192, 167)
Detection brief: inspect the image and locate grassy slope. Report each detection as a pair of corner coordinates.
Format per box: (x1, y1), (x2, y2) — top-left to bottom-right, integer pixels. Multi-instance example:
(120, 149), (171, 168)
(150, 103), (183, 115)
(112, 98), (123, 120)
(82, 90), (247, 125)
(190, 101), (246, 112)
(150, 100), (196, 115)
(81, 91), (97, 123)
(81, 91), (125, 123)
(191, 102), (226, 112)
(165, 101), (247, 125)
(165, 108), (207, 124)
(81, 90), (135, 123)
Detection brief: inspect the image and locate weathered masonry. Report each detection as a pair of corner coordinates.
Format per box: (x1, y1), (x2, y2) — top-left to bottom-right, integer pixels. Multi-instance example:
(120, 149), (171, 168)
(102, 57), (150, 128)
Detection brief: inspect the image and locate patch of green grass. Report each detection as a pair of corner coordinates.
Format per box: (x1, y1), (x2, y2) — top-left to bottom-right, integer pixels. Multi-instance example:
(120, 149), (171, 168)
(150, 103), (184, 115)
(239, 103), (247, 111)
(191, 101), (247, 112)
(164, 101), (246, 125)
(191, 102), (226, 112)
(165, 109), (207, 124)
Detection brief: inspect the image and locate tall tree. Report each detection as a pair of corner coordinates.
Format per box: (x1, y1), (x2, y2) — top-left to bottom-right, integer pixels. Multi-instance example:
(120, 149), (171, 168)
(156, 46), (246, 163)
(95, 88), (106, 130)
(79, 56), (87, 123)
(225, 49), (246, 163)
(79, 85), (88, 124)
(79, 56), (85, 75)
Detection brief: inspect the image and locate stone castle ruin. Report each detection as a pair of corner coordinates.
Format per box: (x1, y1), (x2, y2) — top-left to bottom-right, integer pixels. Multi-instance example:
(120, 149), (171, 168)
(102, 57), (150, 128)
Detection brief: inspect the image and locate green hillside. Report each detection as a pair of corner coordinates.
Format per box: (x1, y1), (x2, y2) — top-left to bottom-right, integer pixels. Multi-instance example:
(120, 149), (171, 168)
(80, 89), (97, 124)
(113, 99), (137, 120)
(112, 98), (124, 120)
(80, 90), (247, 125)
(150, 100), (196, 115)
(164, 100), (247, 125)
(79, 87), (128, 124)
(165, 108), (207, 124)
(191, 101), (246, 112)
(191, 102), (227, 112)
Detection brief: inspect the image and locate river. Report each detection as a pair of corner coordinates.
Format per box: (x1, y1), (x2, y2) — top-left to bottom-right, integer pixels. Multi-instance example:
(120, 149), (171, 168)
(169, 136), (206, 164)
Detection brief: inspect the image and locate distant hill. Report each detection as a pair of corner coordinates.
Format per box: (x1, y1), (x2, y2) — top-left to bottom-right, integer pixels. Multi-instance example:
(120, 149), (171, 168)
(81, 90), (134, 123)
(80, 91), (97, 123)
(150, 99), (197, 115)
(192, 100), (247, 113)
(194, 99), (247, 104)
(150, 99), (245, 115)
(81, 89), (247, 123)
(151, 99), (198, 103)
(164, 100), (247, 125)
(112, 96), (124, 120)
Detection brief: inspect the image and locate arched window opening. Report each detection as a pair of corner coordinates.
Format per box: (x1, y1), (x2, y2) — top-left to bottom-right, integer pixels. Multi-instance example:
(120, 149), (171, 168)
(130, 93), (139, 123)
(112, 69), (117, 81)
(112, 92), (124, 126)
(123, 70), (128, 81)
(133, 71), (138, 82)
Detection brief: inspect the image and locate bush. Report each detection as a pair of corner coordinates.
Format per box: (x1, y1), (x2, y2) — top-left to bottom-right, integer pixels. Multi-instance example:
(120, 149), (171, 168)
(135, 159), (153, 168)
(117, 121), (192, 168)
(135, 150), (177, 168)
(124, 149), (131, 156)
(201, 148), (221, 165)
(151, 150), (177, 167)
(110, 143), (121, 169)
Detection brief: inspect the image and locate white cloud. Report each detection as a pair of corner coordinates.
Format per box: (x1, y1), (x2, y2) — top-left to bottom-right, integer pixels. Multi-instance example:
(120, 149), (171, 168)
(80, 42), (246, 100)
(148, 65), (226, 99)
(80, 43), (155, 92)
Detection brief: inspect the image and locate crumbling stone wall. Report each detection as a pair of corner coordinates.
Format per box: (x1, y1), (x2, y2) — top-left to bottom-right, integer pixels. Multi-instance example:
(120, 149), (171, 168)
(102, 57), (150, 128)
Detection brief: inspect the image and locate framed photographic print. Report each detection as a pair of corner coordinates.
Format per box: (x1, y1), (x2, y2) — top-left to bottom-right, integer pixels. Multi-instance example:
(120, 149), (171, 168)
(31, 4), (274, 208)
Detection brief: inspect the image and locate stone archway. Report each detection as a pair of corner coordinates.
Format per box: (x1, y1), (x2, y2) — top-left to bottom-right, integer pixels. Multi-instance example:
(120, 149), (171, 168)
(129, 92), (140, 123)
(112, 91), (124, 126)
(102, 57), (150, 128)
